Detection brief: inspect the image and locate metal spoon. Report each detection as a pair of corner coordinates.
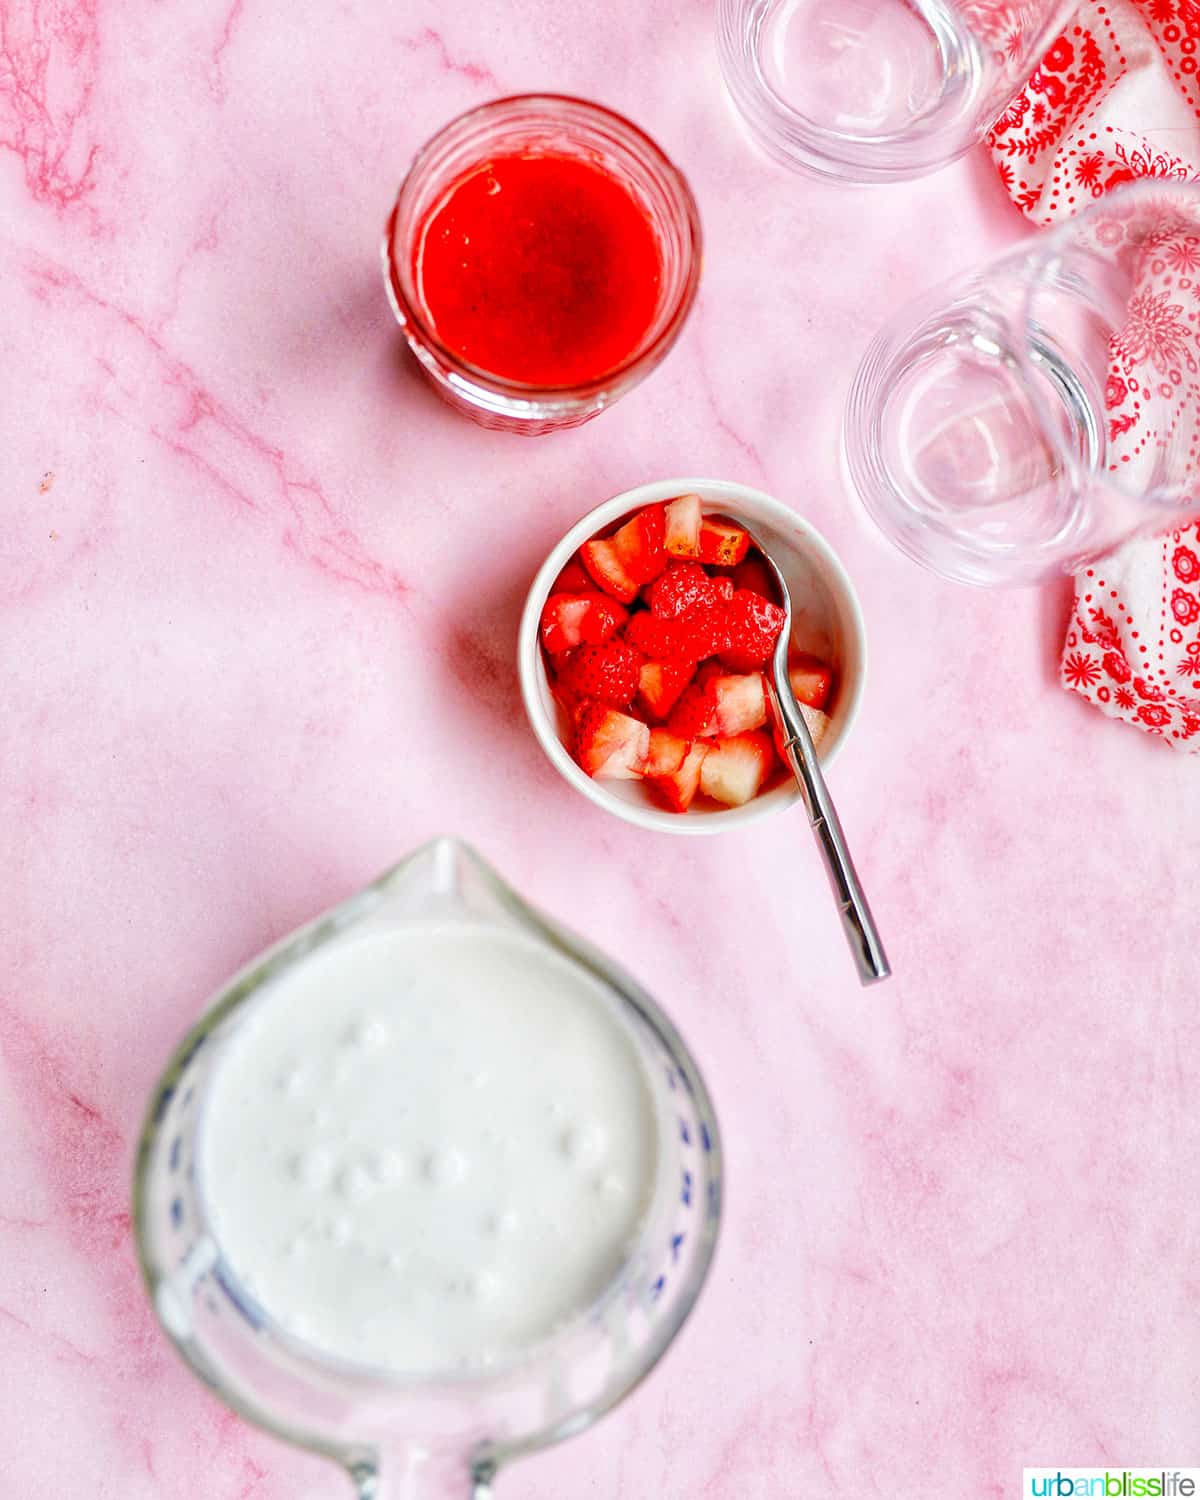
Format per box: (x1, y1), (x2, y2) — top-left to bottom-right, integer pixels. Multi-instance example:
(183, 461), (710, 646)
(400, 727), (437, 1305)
(743, 524), (891, 986)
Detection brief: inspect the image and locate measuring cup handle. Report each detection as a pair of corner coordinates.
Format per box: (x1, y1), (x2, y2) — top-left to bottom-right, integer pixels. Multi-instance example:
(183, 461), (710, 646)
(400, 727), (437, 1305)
(350, 1453), (495, 1500)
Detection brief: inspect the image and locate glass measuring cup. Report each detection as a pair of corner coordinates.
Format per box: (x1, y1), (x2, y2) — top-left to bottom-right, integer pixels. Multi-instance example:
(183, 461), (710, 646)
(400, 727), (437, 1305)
(133, 838), (721, 1500)
(844, 181), (1200, 584)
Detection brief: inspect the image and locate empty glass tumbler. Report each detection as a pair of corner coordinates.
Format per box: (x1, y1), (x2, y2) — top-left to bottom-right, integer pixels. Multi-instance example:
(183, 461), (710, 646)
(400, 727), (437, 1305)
(845, 182), (1200, 585)
(717, 0), (1078, 182)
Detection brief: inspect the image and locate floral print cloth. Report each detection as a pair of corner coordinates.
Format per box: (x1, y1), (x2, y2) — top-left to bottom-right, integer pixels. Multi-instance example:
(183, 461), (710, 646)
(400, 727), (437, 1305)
(1061, 521), (1200, 743)
(988, 0), (1200, 747)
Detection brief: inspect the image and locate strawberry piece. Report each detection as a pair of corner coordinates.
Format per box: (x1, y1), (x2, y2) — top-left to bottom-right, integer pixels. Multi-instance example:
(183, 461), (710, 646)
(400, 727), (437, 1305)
(698, 517), (750, 567)
(548, 669), (581, 715)
(788, 653), (833, 710)
(663, 494), (702, 559)
(637, 658), (696, 720)
(711, 576), (734, 602)
(557, 641), (642, 708)
(699, 731), (775, 807)
(720, 589), (787, 671)
(645, 727), (689, 778)
(649, 563), (720, 620)
(574, 702), (650, 780)
(623, 610), (678, 660)
(667, 678), (719, 738)
(732, 556), (775, 599)
(799, 703), (830, 748)
(552, 558), (593, 595)
(610, 505), (668, 586)
(626, 594), (731, 663)
(772, 702), (831, 761)
(681, 598), (733, 659)
(710, 673), (767, 736)
(540, 592), (629, 654)
(580, 539), (640, 603)
(541, 595), (592, 654)
(650, 738), (709, 813)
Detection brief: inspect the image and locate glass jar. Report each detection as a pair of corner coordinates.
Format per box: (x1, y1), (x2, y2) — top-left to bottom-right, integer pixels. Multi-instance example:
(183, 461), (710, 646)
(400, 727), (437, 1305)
(383, 95), (702, 435)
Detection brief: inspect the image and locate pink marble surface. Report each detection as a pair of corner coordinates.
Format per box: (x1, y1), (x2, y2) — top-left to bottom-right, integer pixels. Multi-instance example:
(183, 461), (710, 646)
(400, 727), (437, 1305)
(2, 1), (1198, 1496)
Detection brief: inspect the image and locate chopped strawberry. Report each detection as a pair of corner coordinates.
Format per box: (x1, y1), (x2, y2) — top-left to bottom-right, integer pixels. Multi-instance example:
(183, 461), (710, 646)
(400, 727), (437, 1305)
(698, 517), (750, 567)
(667, 677), (719, 738)
(551, 558), (593, 595)
(580, 538), (640, 603)
(732, 557), (775, 599)
(699, 731), (775, 807)
(540, 592), (629, 654)
(720, 589), (787, 670)
(649, 563), (721, 620)
(626, 595), (730, 663)
(637, 658), (696, 720)
(548, 669), (581, 715)
(623, 610), (676, 660)
(689, 600), (734, 658)
(711, 576), (734, 602)
(556, 641), (642, 708)
(574, 702), (650, 780)
(645, 727), (689, 778)
(710, 673), (767, 736)
(649, 738), (709, 812)
(541, 595), (592, 654)
(771, 701), (831, 761)
(663, 494), (702, 559)
(799, 703), (830, 748)
(610, 505), (668, 585)
(788, 653), (833, 710)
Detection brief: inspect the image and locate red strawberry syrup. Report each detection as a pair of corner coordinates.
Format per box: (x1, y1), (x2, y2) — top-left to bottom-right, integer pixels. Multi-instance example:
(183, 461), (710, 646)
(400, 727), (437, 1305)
(412, 151), (664, 388)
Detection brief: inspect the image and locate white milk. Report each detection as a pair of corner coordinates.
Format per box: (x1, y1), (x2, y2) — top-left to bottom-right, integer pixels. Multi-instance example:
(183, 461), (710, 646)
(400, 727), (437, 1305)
(198, 924), (661, 1374)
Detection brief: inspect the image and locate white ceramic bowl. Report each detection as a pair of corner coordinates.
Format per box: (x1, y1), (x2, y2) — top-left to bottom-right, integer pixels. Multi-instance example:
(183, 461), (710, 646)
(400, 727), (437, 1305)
(518, 477), (867, 835)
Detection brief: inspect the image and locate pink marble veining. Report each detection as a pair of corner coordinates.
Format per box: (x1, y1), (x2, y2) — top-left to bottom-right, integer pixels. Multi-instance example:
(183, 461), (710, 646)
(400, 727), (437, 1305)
(1, 2), (1198, 1497)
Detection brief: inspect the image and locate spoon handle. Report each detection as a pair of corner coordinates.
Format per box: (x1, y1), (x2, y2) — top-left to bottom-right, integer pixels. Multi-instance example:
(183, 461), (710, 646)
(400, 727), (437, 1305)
(772, 687), (891, 986)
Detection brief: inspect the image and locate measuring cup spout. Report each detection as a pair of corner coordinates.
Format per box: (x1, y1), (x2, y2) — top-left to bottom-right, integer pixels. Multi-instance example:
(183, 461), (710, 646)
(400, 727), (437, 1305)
(371, 837), (542, 937)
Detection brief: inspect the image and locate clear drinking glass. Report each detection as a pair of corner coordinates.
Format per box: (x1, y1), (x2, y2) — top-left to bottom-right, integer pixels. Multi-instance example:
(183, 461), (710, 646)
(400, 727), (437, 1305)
(844, 181), (1200, 585)
(383, 96), (702, 435)
(133, 838), (721, 1500)
(716, 0), (1078, 182)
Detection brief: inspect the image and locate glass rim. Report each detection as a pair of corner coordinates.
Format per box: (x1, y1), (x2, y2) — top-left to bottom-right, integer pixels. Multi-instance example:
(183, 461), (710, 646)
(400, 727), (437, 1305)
(714, 0), (982, 182)
(383, 93), (703, 402)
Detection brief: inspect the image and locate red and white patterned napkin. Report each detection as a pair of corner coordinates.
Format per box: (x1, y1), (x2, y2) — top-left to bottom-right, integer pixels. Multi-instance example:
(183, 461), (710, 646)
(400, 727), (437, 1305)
(987, 0), (1200, 747)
